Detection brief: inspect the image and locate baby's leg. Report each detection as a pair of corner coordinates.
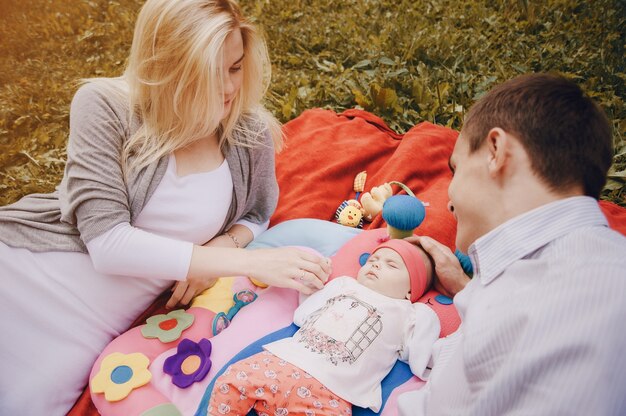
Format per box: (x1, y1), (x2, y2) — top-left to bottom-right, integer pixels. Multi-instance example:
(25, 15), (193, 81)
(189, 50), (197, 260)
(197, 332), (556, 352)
(209, 351), (351, 416)
(208, 352), (268, 415)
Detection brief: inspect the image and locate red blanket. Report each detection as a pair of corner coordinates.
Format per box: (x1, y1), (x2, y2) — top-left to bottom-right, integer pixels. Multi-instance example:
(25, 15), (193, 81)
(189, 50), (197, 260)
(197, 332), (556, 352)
(68, 108), (626, 415)
(272, 108), (459, 249)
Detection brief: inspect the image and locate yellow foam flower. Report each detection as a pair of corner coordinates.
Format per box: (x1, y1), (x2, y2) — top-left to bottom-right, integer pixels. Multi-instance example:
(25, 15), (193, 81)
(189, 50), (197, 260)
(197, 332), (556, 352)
(91, 352), (152, 402)
(190, 276), (236, 312)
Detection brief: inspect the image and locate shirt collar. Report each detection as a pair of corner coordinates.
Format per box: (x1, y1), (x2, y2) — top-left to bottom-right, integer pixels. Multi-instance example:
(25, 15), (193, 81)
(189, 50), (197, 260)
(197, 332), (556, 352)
(468, 196), (608, 285)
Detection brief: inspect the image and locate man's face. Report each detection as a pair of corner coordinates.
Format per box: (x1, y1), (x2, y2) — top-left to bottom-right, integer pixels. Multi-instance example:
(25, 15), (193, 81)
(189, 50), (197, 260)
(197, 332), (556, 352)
(357, 248), (411, 300)
(448, 134), (493, 252)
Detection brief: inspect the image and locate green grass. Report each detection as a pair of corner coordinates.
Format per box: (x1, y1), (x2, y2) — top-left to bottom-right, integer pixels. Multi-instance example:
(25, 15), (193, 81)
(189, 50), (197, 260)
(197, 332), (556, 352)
(1, 0), (624, 206)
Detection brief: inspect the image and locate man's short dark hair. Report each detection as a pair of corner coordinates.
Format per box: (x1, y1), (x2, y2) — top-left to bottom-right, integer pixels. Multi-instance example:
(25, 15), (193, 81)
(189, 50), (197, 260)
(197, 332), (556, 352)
(462, 73), (613, 199)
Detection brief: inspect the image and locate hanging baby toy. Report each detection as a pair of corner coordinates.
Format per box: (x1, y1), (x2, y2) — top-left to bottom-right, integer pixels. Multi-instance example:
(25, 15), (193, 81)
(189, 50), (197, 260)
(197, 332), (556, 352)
(380, 182), (426, 239)
(360, 182), (393, 222)
(335, 172), (427, 235)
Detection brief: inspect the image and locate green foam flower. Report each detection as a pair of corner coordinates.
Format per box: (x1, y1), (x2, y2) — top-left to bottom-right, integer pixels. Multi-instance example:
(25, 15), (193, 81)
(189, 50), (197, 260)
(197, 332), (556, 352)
(140, 403), (183, 416)
(141, 309), (194, 343)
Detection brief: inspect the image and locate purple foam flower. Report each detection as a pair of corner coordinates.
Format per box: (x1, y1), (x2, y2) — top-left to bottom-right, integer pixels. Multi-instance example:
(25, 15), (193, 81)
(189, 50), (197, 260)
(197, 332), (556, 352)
(163, 338), (212, 388)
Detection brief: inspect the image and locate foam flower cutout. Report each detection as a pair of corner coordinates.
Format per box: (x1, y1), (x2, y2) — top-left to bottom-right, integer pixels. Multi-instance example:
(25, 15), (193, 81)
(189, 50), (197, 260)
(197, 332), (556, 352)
(91, 352), (152, 402)
(163, 338), (212, 388)
(140, 403), (183, 416)
(141, 309), (194, 343)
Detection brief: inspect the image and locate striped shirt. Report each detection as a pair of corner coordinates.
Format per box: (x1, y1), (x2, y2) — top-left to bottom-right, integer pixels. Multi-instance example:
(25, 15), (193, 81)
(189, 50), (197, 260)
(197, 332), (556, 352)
(400, 196), (626, 415)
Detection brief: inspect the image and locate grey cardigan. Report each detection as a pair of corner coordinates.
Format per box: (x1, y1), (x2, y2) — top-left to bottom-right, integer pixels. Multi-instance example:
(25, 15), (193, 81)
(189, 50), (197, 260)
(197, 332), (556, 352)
(0, 82), (278, 252)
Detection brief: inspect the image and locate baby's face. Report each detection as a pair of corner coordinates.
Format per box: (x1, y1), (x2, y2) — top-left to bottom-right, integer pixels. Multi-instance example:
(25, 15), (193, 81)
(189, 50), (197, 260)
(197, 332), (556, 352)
(356, 248), (411, 300)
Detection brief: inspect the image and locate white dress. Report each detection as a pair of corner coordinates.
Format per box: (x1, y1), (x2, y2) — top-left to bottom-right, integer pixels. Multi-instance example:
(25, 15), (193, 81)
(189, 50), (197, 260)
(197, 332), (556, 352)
(0, 155), (236, 415)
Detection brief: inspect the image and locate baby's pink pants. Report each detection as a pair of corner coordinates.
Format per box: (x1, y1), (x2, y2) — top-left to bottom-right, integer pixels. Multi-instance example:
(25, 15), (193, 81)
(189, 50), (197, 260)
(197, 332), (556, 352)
(208, 350), (351, 416)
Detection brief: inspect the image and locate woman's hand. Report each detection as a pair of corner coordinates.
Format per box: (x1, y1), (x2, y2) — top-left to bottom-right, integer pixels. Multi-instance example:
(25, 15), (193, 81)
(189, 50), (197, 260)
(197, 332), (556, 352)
(166, 230), (244, 308)
(186, 245), (332, 297)
(405, 235), (470, 298)
(245, 247), (332, 295)
(166, 278), (217, 309)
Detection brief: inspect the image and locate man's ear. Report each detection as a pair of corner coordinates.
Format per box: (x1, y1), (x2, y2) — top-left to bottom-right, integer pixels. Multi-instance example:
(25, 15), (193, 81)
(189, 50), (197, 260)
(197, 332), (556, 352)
(485, 127), (510, 177)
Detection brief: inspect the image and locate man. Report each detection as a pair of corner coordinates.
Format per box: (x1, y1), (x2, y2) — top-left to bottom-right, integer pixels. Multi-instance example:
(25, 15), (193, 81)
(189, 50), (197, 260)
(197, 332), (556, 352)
(400, 73), (626, 415)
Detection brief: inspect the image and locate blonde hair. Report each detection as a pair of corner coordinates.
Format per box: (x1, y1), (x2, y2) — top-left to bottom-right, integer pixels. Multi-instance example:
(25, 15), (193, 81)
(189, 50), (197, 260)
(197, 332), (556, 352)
(90, 0), (281, 176)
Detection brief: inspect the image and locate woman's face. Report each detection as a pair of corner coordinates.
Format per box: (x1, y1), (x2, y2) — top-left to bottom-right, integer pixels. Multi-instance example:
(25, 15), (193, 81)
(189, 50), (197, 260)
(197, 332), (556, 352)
(221, 27), (244, 119)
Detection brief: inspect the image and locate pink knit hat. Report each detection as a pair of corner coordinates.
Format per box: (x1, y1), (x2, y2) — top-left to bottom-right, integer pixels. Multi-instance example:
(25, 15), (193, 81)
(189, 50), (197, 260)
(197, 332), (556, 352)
(373, 239), (429, 303)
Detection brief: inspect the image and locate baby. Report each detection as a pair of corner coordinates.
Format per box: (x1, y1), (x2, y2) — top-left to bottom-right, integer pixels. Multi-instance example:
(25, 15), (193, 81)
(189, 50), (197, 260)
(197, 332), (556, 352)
(208, 239), (440, 415)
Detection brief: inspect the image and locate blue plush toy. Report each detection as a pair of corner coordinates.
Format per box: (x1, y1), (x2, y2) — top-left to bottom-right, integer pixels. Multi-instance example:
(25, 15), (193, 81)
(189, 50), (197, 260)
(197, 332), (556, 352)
(454, 249), (474, 275)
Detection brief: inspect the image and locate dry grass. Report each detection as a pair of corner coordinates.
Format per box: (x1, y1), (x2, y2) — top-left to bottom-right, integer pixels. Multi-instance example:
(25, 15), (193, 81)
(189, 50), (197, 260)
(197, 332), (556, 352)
(1, 0), (624, 206)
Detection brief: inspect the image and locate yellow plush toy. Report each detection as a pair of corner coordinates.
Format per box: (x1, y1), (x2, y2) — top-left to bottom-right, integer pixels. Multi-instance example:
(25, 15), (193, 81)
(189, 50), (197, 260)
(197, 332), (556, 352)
(336, 200), (364, 227)
(335, 171), (367, 228)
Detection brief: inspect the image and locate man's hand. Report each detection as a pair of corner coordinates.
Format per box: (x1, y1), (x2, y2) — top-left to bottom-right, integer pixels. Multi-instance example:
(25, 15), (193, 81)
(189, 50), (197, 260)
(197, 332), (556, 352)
(405, 235), (470, 298)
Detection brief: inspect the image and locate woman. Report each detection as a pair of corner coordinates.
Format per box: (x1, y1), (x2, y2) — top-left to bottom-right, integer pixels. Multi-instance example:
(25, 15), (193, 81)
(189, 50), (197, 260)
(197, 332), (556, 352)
(0, 0), (329, 414)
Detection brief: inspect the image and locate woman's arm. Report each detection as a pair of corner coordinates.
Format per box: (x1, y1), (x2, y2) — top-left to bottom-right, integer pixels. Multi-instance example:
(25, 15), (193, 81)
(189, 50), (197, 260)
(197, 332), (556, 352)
(86, 222), (193, 280)
(168, 223), (255, 307)
(60, 82), (136, 241)
(187, 245), (329, 294)
(87, 220), (330, 309)
(207, 223), (256, 250)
